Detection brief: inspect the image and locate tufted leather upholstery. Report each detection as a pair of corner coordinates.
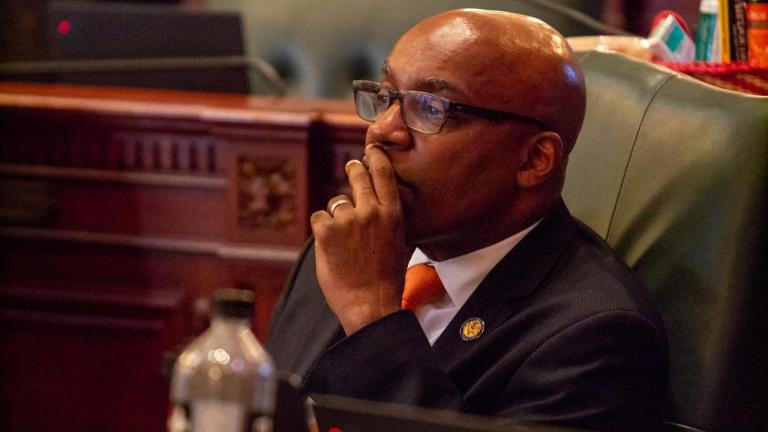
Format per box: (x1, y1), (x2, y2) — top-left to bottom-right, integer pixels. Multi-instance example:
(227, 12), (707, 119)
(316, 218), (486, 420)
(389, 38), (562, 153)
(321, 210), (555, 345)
(207, 0), (624, 98)
(564, 51), (768, 432)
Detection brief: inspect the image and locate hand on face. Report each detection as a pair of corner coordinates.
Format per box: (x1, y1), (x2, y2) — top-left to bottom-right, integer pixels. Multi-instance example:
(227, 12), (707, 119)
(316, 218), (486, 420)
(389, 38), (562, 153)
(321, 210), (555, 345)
(310, 144), (413, 335)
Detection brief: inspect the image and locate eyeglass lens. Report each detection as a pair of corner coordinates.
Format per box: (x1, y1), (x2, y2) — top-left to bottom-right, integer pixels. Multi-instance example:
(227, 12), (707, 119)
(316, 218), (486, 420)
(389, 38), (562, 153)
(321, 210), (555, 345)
(403, 93), (446, 133)
(355, 83), (447, 133)
(354, 87), (387, 122)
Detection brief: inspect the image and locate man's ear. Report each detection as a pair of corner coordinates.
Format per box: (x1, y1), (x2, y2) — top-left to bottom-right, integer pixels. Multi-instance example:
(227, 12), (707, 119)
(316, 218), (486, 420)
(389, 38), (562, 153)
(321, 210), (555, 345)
(517, 131), (564, 188)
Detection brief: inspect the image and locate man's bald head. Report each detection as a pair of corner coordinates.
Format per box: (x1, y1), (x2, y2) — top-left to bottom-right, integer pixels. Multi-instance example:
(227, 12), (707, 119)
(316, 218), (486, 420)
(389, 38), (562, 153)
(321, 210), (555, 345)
(391, 9), (586, 151)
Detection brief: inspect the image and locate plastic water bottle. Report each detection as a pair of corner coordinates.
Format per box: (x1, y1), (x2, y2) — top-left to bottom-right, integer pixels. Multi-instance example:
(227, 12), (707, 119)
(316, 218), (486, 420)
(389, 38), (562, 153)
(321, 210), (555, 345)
(168, 289), (276, 432)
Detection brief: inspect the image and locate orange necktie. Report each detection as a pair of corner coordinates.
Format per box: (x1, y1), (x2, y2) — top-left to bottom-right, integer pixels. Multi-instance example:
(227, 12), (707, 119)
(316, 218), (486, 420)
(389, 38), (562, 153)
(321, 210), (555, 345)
(401, 263), (446, 310)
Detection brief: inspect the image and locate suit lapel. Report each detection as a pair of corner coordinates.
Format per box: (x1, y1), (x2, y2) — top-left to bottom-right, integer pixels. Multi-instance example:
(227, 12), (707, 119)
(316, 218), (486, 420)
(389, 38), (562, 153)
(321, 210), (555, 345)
(268, 240), (344, 378)
(286, 285), (344, 377)
(431, 201), (577, 367)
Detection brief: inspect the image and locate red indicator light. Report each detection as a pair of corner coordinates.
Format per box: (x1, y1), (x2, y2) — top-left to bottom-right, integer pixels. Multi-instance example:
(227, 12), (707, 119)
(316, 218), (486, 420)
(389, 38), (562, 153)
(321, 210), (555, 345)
(328, 428), (343, 432)
(57, 20), (71, 35)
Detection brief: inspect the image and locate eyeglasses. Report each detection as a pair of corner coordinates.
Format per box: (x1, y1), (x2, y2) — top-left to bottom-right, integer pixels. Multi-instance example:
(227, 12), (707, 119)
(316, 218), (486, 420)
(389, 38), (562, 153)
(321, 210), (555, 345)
(352, 80), (545, 134)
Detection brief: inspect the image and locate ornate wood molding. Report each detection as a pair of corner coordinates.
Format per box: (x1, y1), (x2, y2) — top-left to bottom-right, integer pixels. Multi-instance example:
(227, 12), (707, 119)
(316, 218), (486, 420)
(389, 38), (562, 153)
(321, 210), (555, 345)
(236, 155), (298, 231)
(0, 163), (226, 188)
(0, 226), (300, 263)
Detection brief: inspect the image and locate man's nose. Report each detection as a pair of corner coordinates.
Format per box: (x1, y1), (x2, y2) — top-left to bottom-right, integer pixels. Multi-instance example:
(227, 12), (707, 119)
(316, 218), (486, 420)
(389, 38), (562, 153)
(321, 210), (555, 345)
(366, 102), (412, 150)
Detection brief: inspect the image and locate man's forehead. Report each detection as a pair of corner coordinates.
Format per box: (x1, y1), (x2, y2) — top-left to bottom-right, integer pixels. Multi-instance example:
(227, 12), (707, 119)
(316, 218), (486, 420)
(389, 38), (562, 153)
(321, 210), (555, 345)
(382, 26), (512, 101)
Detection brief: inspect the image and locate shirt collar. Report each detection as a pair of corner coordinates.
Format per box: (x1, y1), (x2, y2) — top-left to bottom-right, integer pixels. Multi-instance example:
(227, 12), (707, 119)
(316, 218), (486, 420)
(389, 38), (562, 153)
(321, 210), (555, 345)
(407, 220), (541, 308)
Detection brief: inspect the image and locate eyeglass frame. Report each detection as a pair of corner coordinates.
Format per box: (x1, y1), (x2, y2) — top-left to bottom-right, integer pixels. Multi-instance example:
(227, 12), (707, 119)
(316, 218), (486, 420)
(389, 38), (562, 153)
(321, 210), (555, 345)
(352, 79), (546, 134)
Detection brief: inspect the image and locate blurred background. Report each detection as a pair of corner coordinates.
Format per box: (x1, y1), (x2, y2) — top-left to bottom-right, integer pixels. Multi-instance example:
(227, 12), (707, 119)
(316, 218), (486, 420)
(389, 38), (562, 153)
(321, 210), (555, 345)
(0, 0), (701, 98)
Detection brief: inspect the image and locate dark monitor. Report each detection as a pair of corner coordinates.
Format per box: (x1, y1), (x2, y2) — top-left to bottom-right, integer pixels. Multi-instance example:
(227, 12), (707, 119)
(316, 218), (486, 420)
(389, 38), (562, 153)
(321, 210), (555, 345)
(270, 376), (590, 432)
(45, 1), (243, 60)
(310, 394), (588, 432)
(2, 0), (250, 93)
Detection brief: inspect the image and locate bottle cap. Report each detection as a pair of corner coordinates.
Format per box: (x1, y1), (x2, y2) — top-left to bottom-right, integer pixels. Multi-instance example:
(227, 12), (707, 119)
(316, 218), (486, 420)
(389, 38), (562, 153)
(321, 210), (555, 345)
(213, 288), (255, 319)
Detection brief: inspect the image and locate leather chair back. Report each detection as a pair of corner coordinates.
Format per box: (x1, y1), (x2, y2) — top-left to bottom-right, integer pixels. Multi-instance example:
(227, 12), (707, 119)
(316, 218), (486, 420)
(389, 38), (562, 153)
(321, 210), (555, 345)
(564, 51), (768, 432)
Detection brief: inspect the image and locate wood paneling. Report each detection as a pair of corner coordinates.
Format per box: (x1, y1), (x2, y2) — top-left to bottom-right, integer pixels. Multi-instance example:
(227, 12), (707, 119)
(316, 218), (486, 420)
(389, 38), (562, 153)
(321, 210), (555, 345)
(0, 82), (367, 432)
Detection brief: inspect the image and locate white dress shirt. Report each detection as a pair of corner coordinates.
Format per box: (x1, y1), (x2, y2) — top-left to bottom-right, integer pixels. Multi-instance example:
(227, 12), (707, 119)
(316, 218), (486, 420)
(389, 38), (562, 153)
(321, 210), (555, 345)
(407, 221), (540, 345)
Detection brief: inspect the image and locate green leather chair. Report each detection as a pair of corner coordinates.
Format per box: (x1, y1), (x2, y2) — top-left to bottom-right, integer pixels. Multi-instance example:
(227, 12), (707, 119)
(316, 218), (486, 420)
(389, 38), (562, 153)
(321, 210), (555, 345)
(564, 51), (768, 432)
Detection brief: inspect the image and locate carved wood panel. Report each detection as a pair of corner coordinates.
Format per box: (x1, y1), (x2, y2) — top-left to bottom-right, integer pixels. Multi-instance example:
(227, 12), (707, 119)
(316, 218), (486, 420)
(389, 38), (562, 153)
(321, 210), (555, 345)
(0, 82), (367, 432)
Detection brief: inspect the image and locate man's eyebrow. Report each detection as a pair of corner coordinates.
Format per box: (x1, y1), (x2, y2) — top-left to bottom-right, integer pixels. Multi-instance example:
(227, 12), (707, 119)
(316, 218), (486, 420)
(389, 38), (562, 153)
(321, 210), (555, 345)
(422, 78), (457, 93)
(380, 63), (467, 98)
(420, 78), (468, 99)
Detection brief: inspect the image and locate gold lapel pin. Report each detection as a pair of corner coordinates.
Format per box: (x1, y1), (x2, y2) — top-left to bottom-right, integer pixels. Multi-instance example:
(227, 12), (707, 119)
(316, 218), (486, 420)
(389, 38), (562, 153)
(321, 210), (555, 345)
(460, 318), (485, 341)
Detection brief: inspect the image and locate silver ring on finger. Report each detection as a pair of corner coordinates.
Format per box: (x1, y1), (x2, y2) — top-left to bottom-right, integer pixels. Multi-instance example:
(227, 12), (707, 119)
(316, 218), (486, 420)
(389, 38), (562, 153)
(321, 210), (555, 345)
(329, 199), (352, 216)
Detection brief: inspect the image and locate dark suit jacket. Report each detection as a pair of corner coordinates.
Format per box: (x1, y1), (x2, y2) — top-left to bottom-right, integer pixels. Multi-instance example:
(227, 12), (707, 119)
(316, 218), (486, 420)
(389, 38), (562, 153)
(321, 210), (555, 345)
(267, 201), (669, 431)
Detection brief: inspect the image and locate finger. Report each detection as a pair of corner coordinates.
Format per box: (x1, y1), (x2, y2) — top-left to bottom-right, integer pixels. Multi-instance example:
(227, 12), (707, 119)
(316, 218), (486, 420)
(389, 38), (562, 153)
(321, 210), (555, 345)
(310, 209), (332, 234)
(326, 194), (354, 216)
(364, 144), (399, 207)
(345, 159), (378, 207)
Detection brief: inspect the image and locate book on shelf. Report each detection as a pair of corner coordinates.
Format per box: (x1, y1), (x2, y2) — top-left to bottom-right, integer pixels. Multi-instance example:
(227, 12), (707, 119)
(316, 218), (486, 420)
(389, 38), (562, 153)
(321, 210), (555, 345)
(718, 0), (749, 62)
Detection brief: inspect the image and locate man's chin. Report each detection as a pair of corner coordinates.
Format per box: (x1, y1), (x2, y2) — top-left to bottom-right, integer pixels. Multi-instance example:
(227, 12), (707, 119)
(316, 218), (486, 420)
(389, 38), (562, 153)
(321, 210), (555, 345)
(402, 214), (431, 247)
(402, 210), (417, 243)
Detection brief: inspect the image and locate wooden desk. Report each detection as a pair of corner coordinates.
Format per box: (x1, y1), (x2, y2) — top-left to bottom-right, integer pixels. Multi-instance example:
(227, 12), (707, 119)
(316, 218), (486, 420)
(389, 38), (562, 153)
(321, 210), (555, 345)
(0, 82), (367, 432)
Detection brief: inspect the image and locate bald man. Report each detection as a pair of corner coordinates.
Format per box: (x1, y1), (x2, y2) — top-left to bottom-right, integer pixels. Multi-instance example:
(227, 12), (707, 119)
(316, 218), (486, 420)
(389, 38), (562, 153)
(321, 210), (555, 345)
(267, 9), (669, 431)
